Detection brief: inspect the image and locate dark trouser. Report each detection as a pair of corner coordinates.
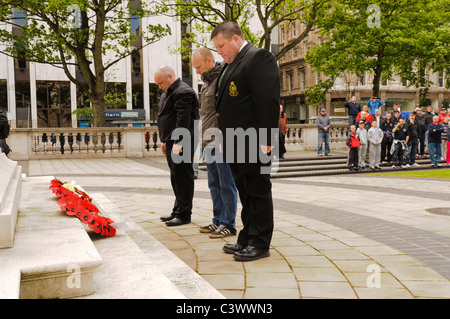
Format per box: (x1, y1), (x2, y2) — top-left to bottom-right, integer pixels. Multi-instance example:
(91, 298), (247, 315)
(419, 131), (426, 155)
(406, 139), (419, 165)
(230, 163), (274, 250)
(348, 148), (358, 168)
(381, 137), (393, 162)
(392, 142), (406, 166)
(165, 140), (194, 220)
(349, 116), (357, 127)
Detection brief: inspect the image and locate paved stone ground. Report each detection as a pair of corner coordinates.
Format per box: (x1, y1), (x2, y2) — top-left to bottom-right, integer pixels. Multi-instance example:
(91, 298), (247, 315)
(22, 152), (450, 299)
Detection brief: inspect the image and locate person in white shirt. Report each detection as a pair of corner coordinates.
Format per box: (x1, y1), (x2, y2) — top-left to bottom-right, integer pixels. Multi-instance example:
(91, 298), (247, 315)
(368, 120), (384, 170)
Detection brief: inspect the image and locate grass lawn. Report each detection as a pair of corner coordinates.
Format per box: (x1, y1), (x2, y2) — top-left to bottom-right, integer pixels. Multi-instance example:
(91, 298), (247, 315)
(372, 168), (450, 179)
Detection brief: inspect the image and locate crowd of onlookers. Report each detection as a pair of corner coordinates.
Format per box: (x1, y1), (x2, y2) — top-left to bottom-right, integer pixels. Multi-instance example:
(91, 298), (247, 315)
(316, 97), (450, 171)
(346, 100), (449, 170)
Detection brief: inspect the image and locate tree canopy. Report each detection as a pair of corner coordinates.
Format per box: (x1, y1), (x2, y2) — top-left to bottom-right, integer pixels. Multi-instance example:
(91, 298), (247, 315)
(159, 0), (334, 61)
(305, 0), (450, 104)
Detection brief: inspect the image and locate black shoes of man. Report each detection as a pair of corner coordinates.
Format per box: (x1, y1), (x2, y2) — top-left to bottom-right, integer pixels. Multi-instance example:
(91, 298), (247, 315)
(223, 243), (270, 262)
(160, 213), (190, 226)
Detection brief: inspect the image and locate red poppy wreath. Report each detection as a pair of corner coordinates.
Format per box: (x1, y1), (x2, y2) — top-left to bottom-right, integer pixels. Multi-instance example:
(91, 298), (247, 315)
(50, 178), (116, 237)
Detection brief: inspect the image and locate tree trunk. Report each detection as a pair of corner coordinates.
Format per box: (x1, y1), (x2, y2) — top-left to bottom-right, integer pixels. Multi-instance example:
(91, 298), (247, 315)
(90, 90), (106, 127)
(372, 66), (382, 98)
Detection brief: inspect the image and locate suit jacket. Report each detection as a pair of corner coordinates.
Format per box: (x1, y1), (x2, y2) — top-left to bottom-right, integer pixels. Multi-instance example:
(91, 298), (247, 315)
(215, 43), (280, 164)
(157, 78), (199, 145)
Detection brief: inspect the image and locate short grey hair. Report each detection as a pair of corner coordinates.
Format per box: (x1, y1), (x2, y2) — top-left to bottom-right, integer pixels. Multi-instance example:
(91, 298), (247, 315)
(156, 66), (176, 78)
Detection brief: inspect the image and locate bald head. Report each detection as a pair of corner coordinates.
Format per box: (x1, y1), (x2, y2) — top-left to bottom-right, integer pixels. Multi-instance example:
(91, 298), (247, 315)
(192, 48), (215, 75)
(193, 48), (215, 63)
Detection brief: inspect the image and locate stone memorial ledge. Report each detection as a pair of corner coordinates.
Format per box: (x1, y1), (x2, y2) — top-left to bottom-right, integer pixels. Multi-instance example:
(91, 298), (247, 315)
(0, 172), (222, 299)
(0, 152), (22, 248)
(0, 175), (103, 299)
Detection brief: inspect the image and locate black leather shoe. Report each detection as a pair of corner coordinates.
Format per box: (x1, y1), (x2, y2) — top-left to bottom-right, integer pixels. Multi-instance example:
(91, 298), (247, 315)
(233, 246), (270, 262)
(165, 217), (190, 226)
(160, 214), (175, 222)
(223, 243), (245, 254)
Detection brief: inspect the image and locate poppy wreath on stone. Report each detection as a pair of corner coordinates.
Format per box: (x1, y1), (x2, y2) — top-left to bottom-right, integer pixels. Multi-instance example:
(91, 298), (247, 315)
(50, 178), (116, 237)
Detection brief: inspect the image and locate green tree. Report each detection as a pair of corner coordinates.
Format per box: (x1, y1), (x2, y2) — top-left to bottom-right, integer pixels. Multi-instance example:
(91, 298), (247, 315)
(160, 0), (333, 60)
(305, 0), (449, 100)
(0, 0), (170, 127)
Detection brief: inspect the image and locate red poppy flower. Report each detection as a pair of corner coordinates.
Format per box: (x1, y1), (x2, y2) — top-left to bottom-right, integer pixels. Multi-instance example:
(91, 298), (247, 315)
(50, 179), (116, 237)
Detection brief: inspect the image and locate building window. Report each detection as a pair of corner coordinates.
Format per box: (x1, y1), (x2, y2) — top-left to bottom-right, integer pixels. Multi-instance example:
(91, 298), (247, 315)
(439, 71), (445, 88)
(0, 80), (7, 114)
(316, 71), (320, 84)
(131, 48), (142, 73)
(288, 73), (293, 92)
(130, 0), (141, 36)
(281, 27), (285, 42)
(382, 77), (388, 86)
(359, 73), (366, 86)
(402, 78), (409, 87)
(12, 8), (27, 27)
(291, 22), (297, 37)
(132, 83), (144, 109)
(36, 81), (71, 128)
(299, 70), (305, 91)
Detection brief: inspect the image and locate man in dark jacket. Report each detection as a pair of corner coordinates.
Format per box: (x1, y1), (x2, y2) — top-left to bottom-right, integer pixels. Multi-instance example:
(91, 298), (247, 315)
(192, 47), (238, 238)
(414, 107), (428, 157)
(428, 115), (444, 167)
(344, 96), (361, 126)
(212, 21), (280, 261)
(381, 112), (394, 164)
(156, 66), (199, 226)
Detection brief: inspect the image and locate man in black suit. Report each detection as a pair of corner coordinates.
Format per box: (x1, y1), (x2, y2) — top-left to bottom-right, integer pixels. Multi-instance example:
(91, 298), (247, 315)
(155, 66), (199, 226)
(212, 21), (280, 261)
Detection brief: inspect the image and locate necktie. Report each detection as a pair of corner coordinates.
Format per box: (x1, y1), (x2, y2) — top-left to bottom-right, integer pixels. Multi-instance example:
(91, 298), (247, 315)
(218, 64), (228, 88)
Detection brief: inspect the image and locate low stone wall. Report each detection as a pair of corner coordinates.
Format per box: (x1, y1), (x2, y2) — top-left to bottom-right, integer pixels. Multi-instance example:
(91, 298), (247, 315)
(7, 124), (350, 161)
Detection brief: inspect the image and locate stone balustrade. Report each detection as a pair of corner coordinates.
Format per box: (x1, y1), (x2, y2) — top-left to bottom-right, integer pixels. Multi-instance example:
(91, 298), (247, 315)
(7, 123), (350, 161)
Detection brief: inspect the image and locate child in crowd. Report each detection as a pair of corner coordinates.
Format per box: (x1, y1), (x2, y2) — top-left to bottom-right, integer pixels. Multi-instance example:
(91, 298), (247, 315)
(368, 120), (383, 170)
(346, 125), (360, 170)
(356, 121), (368, 169)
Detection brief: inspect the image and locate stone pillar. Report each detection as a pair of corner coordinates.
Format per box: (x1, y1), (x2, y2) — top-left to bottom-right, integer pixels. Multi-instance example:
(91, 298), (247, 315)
(6, 55), (16, 129)
(142, 17), (150, 124)
(29, 62), (38, 128)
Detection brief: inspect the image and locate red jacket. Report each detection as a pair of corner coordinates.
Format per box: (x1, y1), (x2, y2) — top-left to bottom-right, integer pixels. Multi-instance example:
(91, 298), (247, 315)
(347, 132), (360, 148)
(356, 112), (373, 123)
(438, 113), (448, 124)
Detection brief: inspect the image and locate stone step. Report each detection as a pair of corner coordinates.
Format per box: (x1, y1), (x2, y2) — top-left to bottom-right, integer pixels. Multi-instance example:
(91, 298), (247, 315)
(86, 193), (224, 299)
(199, 154), (446, 178)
